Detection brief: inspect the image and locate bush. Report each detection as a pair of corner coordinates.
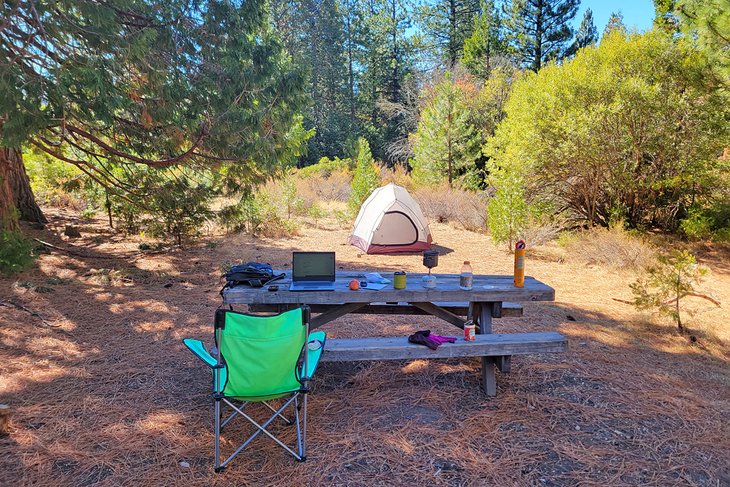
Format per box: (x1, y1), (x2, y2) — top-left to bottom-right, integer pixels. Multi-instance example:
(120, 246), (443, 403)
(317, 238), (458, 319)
(680, 208), (713, 240)
(298, 156), (353, 178)
(0, 231), (37, 275)
(415, 184), (488, 232)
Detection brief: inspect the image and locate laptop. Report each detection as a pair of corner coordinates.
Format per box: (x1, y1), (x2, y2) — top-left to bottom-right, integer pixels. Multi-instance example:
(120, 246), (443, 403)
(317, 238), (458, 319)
(289, 252), (336, 291)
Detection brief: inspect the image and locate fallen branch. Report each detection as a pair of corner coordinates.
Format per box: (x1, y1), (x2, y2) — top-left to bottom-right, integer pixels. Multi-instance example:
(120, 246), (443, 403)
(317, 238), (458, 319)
(0, 300), (61, 328)
(613, 293), (721, 308)
(33, 238), (116, 259)
(665, 292), (721, 307)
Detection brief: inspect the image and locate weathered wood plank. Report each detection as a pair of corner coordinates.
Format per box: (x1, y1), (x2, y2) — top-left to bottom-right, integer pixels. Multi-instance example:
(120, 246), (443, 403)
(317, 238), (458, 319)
(224, 272), (555, 305)
(247, 301), (524, 318)
(478, 303), (497, 396)
(410, 302), (466, 328)
(320, 332), (567, 362)
(310, 302), (368, 329)
(496, 355), (512, 373)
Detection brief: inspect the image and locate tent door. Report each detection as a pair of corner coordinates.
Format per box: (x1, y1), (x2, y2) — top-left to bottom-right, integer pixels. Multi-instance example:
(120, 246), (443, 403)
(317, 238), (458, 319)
(371, 211), (418, 246)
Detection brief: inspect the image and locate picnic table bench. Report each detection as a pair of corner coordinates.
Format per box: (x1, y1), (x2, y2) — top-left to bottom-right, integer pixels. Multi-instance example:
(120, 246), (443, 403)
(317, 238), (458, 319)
(225, 272), (566, 396)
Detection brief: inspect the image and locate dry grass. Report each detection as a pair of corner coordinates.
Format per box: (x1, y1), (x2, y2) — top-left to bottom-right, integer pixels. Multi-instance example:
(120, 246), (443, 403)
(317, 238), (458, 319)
(294, 169), (352, 203)
(1, 208), (729, 486)
(560, 226), (656, 269)
(414, 184), (488, 232)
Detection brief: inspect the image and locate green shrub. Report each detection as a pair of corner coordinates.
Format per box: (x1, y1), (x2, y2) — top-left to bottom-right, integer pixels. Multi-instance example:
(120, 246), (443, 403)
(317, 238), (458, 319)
(680, 208), (713, 240)
(298, 156), (353, 178)
(307, 203), (327, 228)
(0, 231), (37, 275)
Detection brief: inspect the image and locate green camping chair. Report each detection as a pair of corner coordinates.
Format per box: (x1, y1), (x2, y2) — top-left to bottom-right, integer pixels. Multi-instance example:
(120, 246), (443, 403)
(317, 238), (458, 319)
(183, 306), (325, 470)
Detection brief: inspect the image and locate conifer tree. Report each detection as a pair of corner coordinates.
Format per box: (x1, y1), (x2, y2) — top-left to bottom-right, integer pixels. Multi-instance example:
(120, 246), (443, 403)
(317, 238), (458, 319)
(410, 76), (480, 187)
(462, 0), (510, 78)
(567, 9), (598, 57)
(348, 138), (380, 213)
(0, 0), (307, 232)
(503, 0), (580, 71)
(420, 0), (482, 67)
(603, 12), (626, 37)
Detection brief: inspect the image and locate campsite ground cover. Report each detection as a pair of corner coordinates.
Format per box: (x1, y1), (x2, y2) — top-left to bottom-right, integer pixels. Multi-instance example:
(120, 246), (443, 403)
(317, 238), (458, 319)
(1, 208), (729, 486)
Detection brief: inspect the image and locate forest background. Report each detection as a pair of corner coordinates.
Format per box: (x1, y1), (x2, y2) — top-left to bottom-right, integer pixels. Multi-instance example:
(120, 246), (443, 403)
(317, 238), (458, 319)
(0, 0), (728, 266)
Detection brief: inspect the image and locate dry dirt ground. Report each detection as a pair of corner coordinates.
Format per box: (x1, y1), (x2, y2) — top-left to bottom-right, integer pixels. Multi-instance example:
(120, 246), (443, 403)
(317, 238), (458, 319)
(1, 208), (729, 487)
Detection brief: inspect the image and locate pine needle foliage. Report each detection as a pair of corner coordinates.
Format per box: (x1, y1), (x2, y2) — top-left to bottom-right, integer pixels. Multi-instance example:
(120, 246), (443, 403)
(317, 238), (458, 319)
(630, 250), (708, 333)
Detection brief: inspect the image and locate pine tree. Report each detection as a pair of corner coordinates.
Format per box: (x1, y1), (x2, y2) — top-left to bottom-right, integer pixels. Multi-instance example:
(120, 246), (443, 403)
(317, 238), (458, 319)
(348, 138), (380, 213)
(503, 0), (580, 71)
(0, 0), (308, 233)
(411, 76), (481, 187)
(420, 0), (482, 67)
(357, 0), (416, 163)
(653, 0), (679, 32)
(603, 12), (626, 37)
(462, 0), (510, 78)
(675, 0), (730, 84)
(567, 9), (598, 57)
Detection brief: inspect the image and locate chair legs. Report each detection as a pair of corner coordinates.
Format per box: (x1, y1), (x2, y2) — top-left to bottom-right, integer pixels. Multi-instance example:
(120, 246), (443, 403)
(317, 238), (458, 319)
(213, 392), (307, 472)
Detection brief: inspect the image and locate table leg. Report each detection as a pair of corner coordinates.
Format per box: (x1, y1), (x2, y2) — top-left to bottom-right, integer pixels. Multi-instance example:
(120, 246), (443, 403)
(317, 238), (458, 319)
(478, 302), (497, 396)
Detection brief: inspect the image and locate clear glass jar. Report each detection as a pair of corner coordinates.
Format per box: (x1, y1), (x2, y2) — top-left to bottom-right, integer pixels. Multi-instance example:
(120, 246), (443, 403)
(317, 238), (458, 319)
(459, 261), (473, 290)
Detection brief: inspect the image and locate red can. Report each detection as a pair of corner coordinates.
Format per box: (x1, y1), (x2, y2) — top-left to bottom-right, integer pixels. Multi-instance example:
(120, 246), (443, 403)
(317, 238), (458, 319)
(464, 321), (476, 341)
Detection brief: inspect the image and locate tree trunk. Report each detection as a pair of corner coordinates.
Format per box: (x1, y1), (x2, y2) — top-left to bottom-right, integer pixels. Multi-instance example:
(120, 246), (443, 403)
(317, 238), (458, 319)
(0, 146), (46, 231)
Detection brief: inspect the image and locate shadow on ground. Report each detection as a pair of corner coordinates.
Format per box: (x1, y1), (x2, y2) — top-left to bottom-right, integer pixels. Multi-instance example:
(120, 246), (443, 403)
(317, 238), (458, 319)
(0, 216), (728, 486)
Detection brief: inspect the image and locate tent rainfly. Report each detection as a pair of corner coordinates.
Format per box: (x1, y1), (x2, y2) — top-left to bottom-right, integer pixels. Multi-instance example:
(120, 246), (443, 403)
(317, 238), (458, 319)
(348, 183), (432, 254)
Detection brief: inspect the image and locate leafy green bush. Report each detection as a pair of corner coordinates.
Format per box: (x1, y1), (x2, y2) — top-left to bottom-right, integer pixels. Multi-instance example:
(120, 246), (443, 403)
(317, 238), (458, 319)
(298, 157), (353, 178)
(680, 208), (713, 240)
(0, 231), (37, 275)
(307, 203), (327, 228)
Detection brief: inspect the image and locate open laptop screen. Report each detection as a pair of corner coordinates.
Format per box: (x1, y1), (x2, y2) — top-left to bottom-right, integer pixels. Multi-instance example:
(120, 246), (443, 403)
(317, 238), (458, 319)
(292, 252), (335, 282)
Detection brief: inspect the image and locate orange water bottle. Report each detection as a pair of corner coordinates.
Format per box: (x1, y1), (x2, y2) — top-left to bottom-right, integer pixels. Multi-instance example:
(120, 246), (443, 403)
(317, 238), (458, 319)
(514, 240), (525, 287)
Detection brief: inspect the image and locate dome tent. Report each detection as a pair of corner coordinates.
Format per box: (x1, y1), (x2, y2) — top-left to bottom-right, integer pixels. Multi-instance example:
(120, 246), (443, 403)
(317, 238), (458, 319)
(348, 183), (432, 254)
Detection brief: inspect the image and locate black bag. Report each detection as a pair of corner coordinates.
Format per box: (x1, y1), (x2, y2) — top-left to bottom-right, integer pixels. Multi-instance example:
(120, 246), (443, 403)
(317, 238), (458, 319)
(224, 262), (284, 288)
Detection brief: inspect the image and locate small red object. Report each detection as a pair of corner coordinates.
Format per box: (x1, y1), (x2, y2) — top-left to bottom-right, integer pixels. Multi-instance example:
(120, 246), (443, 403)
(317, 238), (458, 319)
(464, 321), (476, 341)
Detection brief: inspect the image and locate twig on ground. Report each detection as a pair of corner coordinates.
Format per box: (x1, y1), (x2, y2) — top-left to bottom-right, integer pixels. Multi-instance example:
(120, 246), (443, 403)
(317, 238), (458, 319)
(0, 300), (61, 328)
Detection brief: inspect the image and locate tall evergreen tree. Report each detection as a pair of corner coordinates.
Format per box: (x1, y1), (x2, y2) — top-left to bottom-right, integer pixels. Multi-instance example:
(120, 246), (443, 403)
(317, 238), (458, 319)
(653, 0), (679, 32)
(357, 0), (415, 163)
(410, 76), (480, 187)
(462, 0), (510, 78)
(503, 0), (580, 71)
(675, 0), (730, 84)
(420, 0), (481, 67)
(567, 8), (598, 56)
(603, 12), (626, 37)
(0, 0), (307, 232)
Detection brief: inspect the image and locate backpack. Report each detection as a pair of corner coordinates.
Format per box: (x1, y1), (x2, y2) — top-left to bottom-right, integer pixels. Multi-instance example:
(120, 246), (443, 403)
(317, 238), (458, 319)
(224, 262), (284, 289)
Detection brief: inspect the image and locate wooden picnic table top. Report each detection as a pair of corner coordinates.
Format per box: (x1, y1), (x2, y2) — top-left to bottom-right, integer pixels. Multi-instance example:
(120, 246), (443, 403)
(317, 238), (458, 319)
(223, 271), (555, 305)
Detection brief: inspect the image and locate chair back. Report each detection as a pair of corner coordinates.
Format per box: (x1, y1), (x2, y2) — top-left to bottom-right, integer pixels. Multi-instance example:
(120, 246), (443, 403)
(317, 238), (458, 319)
(215, 308), (306, 398)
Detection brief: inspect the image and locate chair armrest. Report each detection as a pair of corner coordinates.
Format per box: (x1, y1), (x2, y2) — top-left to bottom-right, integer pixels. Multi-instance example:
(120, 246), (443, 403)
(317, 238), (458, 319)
(183, 338), (217, 368)
(300, 331), (326, 381)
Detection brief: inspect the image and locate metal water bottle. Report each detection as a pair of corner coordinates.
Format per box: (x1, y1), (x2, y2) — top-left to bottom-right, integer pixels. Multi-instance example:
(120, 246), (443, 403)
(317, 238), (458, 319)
(514, 240), (525, 287)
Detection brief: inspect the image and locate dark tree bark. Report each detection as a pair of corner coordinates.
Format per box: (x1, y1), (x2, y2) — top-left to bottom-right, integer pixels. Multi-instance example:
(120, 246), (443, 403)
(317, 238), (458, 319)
(0, 146), (46, 231)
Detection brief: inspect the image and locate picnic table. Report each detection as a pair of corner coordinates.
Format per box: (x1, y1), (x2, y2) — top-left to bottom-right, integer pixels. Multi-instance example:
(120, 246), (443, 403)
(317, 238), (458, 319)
(223, 272), (566, 396)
